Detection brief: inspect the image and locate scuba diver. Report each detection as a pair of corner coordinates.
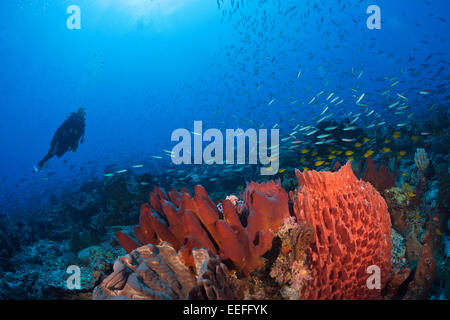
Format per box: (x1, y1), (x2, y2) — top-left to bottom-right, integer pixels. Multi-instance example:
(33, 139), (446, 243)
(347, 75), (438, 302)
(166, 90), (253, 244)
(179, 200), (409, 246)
(34, 108), (86, 172)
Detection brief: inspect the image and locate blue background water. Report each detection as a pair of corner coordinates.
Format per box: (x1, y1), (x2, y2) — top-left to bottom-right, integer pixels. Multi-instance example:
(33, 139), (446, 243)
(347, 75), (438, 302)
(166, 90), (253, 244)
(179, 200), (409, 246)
(0, 0), (448, 215)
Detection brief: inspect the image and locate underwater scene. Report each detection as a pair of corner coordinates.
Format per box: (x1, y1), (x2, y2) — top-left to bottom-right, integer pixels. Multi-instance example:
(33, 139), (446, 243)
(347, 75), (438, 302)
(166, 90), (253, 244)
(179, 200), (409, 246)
(0, 0), (448, 302)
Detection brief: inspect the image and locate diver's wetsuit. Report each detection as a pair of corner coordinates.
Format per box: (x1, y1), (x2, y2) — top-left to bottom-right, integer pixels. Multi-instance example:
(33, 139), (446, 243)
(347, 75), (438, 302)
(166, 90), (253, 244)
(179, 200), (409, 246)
(36, 109), (86, 171)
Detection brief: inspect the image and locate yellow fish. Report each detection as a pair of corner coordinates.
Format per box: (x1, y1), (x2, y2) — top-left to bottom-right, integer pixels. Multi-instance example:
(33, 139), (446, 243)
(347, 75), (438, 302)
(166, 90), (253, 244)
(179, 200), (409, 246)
(345, 150), (354, 156)
(408, 192), (416, 198)
(300, 157), (306, 163)
(382, 147), (391, 153)
(303, 167), (309, 171)
(402, 172), (406, 176)
(411, 136), (419, 142)
(315, 160), (325, 166)
(436, 228), (443, 236)
(328, 155), (336, 160)
(301, 149), (309, 154)
(384, 139), (390, 144)
(279, 168), (286, 173)
(364, 150), (375, 158)
(363, 137), (370, 143)
(393, 131), (401, 139)
(399, 150), (407, 156)
(316, 156), (323, 161)
(312, 152), (318, 156)
(354, 142), (362, 148)
(336, 150), (343, 155)
(348, 156), (354, 161)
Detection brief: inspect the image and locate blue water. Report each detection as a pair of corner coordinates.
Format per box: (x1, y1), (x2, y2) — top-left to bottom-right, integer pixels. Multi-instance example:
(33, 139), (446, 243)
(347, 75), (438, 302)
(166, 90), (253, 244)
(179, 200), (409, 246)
(0, 0), (448, 215)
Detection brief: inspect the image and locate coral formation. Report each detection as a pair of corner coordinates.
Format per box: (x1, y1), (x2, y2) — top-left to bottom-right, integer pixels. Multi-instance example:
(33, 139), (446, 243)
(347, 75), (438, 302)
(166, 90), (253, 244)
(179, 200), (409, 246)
(116, 182), (289, 276)
(93, 242), (196, 300)
(414, 148), (430, 173)
(290, 162), (392, 299)
(361, 157), (396, 192)
(188, 248), (242, 300)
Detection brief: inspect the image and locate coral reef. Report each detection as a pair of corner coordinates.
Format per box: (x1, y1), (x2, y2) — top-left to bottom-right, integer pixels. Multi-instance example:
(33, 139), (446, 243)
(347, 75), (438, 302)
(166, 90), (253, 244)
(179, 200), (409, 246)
(269, 217), (316, 300)
(290, 162), (392, 299)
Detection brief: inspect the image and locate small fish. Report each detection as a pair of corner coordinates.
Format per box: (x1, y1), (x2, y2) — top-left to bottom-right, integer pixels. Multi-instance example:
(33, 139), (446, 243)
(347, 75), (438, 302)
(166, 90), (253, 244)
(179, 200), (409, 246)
(419, 91), (432, 95)
(343, 126), (357, 131)
(364, 150), (375, 158)
(435, 228), (442, 236)
(392, 131), (401, 139)
(382, 147), (391, 153)
(345, 151), (354, 156)
(315, 160), (325, 166)
(104, 173), (114, 177)
(341, 138), (356, 142)
(317, 134), (331, 139)
(115, 169), (128, 174)
(324, 126), (338, 131)
(354, 142), (362, 148)
(408, 192), (416, 198)
(388, 101), (400, 109)
(300, 149), (310, 154)
(399, 150), (407, 156)
(152, 155), (163, 159)
(131, 164), (144, 168)
(356, 93), (365, 104)
(279, 168), (286, 173)
(140, 182), (150, 186)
